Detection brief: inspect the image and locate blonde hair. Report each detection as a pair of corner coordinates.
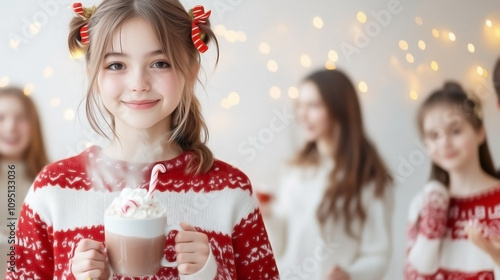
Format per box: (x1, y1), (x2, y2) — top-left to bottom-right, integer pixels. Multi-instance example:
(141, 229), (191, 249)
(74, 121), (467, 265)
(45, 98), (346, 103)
(0, 87), (49, 179)
(68, 0), (218, 174)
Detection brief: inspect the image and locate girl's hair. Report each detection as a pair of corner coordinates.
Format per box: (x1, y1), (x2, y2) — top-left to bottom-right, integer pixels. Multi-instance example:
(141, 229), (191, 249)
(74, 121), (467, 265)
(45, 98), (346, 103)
(417, 81), (496, 186)
(68, 0), (219, 174)
(0, 87), (49, 179)
(292, 69), (392, 237)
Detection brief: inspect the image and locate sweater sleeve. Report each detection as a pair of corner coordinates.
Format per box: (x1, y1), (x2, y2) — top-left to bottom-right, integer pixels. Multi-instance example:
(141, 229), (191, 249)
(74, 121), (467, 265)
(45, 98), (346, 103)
(5, 203), (55, 279)
(344, 184), (394, 280)
(232, 196), (280, 280)
(405, 181), (449, 277)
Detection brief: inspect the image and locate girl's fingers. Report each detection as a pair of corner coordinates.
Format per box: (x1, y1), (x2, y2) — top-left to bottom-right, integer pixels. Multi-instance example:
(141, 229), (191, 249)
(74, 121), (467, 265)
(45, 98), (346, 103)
(75, 239), (105, 253)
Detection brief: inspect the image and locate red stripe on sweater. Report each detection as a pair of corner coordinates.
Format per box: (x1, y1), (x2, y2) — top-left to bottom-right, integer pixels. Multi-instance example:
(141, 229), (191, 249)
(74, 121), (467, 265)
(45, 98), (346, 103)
(34, 146), (253, 194)
(404, 263), (494, 280)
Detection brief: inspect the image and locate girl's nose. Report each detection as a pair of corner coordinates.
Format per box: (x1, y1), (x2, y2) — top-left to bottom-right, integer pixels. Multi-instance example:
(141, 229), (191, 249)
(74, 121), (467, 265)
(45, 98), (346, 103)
(130, 69), (151, 93)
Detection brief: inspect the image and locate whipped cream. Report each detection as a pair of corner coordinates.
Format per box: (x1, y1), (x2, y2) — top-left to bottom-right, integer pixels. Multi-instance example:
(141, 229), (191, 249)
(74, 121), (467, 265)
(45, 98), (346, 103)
(105, 188), (166, 218)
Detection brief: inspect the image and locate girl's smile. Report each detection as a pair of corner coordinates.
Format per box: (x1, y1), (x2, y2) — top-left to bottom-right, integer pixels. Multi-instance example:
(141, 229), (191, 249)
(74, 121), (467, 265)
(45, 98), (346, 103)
(122, 99), (161, 110)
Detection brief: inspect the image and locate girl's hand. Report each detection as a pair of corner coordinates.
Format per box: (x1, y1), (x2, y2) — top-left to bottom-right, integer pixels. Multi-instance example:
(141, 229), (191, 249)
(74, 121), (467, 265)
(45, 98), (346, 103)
(466, 220), (500, 266)
(325, 265), (350, 280)
(71, 239), (110, 280)
(175, 222), (210, 275)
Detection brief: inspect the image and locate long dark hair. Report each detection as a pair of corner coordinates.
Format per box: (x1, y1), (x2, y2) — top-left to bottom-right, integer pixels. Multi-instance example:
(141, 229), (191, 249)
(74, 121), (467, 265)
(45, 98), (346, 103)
(292, 69), (392, 237)
(417, 81), (496, 186)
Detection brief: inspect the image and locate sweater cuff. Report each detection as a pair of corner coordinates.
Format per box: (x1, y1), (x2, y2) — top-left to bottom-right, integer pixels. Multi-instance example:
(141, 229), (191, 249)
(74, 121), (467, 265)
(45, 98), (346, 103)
(179, 248), (217, 280)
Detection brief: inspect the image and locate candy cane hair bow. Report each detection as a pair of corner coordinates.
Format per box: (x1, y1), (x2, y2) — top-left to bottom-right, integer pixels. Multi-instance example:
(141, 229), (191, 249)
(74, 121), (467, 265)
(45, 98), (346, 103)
(189, 5), (211, 53)
(72, 2), (96, 45)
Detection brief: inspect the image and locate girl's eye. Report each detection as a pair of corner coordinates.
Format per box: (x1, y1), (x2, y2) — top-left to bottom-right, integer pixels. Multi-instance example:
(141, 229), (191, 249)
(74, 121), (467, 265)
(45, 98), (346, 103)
(427, 131), (439, 141)
(152, 61), (170, 69)
(106, 63), (125, 71)
(452, 127), (461, 135)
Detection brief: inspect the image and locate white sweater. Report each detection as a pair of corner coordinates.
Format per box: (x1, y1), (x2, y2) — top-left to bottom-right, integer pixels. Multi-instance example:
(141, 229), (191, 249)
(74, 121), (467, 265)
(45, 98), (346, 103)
(264, 159), (393, 280)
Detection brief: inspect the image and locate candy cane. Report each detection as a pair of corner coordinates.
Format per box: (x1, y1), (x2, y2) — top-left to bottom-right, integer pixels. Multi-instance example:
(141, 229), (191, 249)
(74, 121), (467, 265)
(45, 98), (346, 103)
(148, 163), (166, 197)
(121, 199), (138, 214)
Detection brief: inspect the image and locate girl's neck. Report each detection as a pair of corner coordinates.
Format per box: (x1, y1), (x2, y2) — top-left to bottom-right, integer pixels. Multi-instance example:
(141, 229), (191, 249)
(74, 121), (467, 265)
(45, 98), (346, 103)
(448, 162), (500, 196)
(103, 120), (182, 163)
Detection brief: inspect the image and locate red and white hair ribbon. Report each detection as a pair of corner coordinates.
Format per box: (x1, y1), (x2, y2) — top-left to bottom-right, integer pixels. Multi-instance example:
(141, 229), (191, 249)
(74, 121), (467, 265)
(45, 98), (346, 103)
(190, 5), (211, 53)
(72, 2), (93, 45)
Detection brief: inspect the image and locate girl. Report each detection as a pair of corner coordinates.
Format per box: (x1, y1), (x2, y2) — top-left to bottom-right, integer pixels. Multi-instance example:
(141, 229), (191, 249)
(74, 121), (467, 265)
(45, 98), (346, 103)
(405, 82), (500, 279)
(0, 87), (49, 279)
(263, 69), (393, 280)
(5, 0), (279, 279)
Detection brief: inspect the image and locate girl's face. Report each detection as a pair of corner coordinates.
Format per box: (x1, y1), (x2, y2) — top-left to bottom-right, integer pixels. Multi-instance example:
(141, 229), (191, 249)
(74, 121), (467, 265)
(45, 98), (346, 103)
(296, 81), (333, 142)
(0, 96), (31, 160)
(422, 105), (485, 173)
(97, 16), (185, 134)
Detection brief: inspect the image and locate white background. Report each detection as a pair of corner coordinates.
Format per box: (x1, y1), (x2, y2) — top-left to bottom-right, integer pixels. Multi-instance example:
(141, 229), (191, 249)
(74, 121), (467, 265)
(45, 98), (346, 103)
(1, 0), (500, 279)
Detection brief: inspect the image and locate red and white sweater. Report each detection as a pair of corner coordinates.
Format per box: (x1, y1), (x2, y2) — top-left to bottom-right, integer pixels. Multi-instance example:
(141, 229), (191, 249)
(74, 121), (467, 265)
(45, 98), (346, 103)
(405, 181), (500, 279)
(5, 146), (279, 280)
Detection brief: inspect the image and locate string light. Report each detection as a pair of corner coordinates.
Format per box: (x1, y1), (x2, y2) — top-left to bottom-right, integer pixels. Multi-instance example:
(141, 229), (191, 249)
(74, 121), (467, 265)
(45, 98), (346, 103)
(259, 42), (270, 54)
(228, 92), (240, 106)
(214, 24), (226, 35)
(357, 11), (367, 23)
(415, 17), (423, 26)
(225, 30), (237, 42)
(313, 17), (324, 29)
(50, 97), (61, 107)
(328, 50), (339, 62)
(432, 29), (439, 38)
(300, 55), (312, 67)
(486, 19), (493, 28)
(448, 32), (456, 41)
(0, 76), (10, 87)
(9, 38), (19, 49)
(220, 98), (231, 109)
(467, 43), (475, 53)
(70, 50), (84, 59)
(358, 81), (368, 93)
(267, 60), (278, 72)
(43, 67), (54, 78)
(431, 61), (439, 71)
(325, 60), (336, 70)
(399, 40), (408, 50)
(410, 90), (418, 100)
(236, 31), (247, 42)
(476, 66), (485, 76)
(418, 40), (426, 50)
(288, 87), (299, 99)
(24, 83), (34, 96)
(64, 109), (75, 120)
(28, 22), (41, 35)
(406, 54), (415, 63)
(270, 86), (281, 99)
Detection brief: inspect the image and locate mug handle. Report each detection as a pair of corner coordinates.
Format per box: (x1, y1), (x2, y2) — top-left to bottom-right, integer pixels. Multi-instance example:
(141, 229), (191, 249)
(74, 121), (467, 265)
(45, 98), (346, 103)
(160, 224), (183, 267)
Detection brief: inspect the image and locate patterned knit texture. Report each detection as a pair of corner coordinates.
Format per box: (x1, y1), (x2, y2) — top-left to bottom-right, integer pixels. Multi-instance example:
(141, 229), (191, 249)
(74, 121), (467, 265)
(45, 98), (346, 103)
(5, 146), (279, 279)
(405, 184), (500, 279)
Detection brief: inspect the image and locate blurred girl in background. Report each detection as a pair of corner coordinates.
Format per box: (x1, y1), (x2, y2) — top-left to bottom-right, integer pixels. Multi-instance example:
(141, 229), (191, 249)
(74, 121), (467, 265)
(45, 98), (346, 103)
(405, 82), (500, 279)
(262, 69), (394, 280)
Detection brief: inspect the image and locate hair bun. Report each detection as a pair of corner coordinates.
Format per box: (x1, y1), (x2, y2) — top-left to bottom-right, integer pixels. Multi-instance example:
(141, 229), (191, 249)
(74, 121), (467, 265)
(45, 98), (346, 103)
(443, 81), (464, 94)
